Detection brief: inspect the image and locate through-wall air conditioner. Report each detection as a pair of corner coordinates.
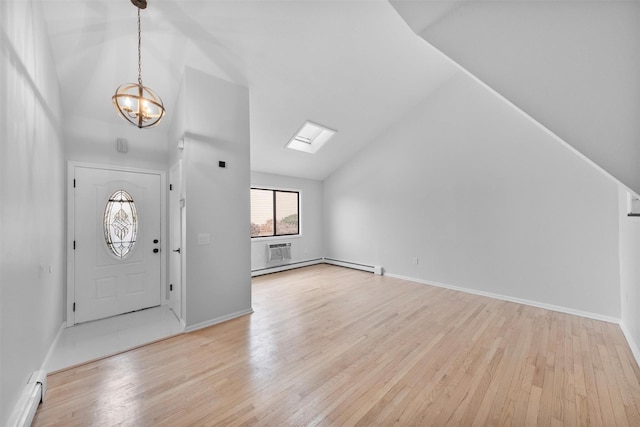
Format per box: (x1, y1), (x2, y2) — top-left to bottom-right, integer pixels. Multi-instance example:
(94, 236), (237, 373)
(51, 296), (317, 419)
(267, 243), (291, 262)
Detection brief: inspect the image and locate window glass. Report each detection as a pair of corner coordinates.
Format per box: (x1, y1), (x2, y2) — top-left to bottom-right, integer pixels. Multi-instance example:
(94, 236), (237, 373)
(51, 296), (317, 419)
(276, 191), (299, 235)
(251, 188), (299, 238)
(251, 188), (275, 237)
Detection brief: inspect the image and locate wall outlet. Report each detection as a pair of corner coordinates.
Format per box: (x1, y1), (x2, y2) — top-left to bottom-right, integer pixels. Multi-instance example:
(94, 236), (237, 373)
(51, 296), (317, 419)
(411, 257), (419, 265)
(198, 234), (210, 245)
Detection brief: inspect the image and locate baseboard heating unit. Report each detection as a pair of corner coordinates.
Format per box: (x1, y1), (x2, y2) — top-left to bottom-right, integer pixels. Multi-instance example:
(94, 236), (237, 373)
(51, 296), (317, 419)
(324, 258), (383, 275)
(9, 370), (47, 427)
(252, 258), (323, 277)
(252, 258), (384, 277)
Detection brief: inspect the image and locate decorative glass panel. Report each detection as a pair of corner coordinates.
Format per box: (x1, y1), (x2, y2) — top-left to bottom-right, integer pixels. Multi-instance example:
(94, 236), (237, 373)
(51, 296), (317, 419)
(104, 190), (138, 258)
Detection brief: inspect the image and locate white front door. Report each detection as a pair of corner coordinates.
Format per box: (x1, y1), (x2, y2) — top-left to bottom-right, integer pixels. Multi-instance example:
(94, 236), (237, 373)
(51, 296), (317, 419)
(169, 161), (182, 319)
(73, 166), (162, 323)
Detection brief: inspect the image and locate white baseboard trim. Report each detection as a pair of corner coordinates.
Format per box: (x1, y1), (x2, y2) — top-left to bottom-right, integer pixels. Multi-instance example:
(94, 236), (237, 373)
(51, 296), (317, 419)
(185, 308), (254, 333)
(42, 321), (66, 373)
(252, 258), (323, 277)
(384, 272), (620, 324)
(620, 322), (640, 369)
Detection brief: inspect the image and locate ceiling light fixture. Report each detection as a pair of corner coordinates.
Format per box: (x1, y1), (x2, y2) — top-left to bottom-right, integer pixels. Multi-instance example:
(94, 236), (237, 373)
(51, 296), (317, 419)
(112, 0), (165, 129)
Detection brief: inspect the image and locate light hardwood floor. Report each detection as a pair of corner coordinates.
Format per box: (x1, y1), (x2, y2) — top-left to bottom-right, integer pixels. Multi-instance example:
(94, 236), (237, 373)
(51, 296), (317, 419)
(34, 264), (640, 426)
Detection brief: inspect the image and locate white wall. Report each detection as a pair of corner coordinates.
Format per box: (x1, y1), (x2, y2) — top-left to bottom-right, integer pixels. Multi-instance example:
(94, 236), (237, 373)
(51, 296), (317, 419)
(180, 67), (252, 328)
(403, 1), (640, 194)
(324, 71), (621, 319)
(250, 171), (324, 272)
(168, 76), (186, 168)
(65, 114), (169, 171)
(0, 1), (65, 424)
(619, 187), (640, 363)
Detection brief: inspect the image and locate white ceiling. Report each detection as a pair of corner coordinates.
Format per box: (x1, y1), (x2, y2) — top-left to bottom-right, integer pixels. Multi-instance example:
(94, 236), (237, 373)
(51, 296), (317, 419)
(40, 0), (457, 180)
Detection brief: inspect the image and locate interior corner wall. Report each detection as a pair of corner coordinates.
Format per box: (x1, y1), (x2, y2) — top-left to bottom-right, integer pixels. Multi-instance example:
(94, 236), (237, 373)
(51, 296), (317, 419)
(250, 171), (324, 271)
(182, 67), (251, 328)
(619, 187), (640, 361)
(1, 1), (65, 424)
(415, 1), (640, 194)
(323, 71), (620, 319)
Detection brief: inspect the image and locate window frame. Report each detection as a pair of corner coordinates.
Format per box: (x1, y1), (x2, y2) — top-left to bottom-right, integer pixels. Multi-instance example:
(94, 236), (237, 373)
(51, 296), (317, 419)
(250, 187), (300, 239)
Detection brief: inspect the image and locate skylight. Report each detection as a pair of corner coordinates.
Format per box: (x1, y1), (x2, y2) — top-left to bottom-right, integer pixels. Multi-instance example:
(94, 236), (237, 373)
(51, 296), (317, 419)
(286, 121), (336, 154)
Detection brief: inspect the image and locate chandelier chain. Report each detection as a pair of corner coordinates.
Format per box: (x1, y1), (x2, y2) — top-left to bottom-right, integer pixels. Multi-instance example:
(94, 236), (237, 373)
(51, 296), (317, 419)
(137, 7), (142, 85)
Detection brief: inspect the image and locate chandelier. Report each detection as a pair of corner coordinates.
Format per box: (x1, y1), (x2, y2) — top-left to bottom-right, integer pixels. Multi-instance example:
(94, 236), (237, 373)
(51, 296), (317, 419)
(112, 0), (165, 129)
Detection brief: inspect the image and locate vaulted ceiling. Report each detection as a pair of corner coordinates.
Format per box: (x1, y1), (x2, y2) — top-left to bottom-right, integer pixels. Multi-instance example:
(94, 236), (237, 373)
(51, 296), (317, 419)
(41, 0), (457, 180)
(390, 0), (640, 195)
(36, 0), (640, 193)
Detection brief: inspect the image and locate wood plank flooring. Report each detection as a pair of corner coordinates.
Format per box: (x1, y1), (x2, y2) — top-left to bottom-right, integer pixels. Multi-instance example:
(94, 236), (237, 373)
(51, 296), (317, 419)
(33, 264), (640, 426)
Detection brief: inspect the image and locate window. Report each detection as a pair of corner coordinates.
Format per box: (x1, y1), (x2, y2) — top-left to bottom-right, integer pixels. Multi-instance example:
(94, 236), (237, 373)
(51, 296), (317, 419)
(104, 189), (138, 258)
(286, 120), (337, 154)
(251, 188), (299, 238)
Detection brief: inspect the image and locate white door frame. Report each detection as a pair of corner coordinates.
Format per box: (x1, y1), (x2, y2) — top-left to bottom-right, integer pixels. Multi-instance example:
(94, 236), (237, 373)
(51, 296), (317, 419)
(169, 160), (184, 323)
(66, 161), (167, 326)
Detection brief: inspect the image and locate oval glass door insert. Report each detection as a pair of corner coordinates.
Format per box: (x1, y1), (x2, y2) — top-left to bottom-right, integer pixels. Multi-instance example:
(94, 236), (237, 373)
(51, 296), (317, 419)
(104, 190), (138, 258)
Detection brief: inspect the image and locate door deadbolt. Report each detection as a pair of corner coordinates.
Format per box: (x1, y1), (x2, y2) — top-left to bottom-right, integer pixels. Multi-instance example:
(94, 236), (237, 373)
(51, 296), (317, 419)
(153, 248), (160, 253)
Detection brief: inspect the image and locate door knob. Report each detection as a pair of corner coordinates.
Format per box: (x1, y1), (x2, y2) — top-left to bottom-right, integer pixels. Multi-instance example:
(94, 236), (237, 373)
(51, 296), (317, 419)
(172, 248), (181, 253)
(153, 248), (160, 253)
